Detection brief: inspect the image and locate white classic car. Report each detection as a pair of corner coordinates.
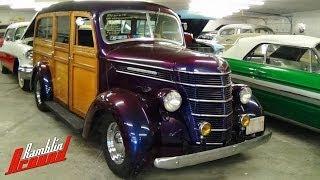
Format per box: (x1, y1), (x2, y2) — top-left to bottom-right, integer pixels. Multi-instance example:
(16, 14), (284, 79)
(0, 22), (33, 91)
(195, 32), (225, 55)
(216, 24), (275, 50)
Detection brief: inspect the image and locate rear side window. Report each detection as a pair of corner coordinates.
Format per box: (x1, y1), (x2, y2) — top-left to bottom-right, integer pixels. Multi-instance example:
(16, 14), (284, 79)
(56, 16), (70, 43)
(220, 28), (235, 36)
(36, 17), (53, 40)
(240, 28), (253, 33)
(246, 43), (312, 71)
(255, 28), (274, 34)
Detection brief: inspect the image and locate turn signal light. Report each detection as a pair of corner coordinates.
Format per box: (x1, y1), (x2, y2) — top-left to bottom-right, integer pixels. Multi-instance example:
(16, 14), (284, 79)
(241, 115), (251, 127)
(199, 121), (212, 136)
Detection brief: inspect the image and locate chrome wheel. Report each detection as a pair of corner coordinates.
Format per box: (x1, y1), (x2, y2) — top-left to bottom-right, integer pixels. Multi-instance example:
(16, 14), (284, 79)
(18, 72), (24, 88)
(35, 80), (42, 104)
(106, 122), (125, 165)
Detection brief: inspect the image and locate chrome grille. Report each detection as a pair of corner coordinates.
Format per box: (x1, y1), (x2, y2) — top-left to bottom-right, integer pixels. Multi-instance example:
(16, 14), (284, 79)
(190, 101), (233, 115)
(180, 73), (231, 86)
(184, 86), (232, 100)
(180, 71), (233, 145)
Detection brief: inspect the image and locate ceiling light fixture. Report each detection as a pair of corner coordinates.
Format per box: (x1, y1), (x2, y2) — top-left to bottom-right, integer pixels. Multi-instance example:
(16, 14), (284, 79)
(8, 0), (56, 11)
(189, 0), (265, 18)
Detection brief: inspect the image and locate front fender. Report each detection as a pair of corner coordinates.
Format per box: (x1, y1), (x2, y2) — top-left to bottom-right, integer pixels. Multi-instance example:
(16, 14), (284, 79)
(31, 61), (53, 101)
(232, 84), (263, 117)
(83, 88), (155, 167)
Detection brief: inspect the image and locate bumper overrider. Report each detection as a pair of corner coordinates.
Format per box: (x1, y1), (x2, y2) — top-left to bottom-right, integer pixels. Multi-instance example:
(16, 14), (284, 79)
(18, 66), (33, 80)
(154, 131), (272, 169)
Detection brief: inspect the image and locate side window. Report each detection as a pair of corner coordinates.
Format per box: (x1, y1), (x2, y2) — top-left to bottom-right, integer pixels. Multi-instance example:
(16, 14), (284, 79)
(56, 16), (70, 43)
(268, 45), (310, 71)
(4, 28), (15, 41)
(255, 28), (274, 34)
(220, 28), (235, 36)
(240, 28), (253, 33)
(310, 51), (320, 73)
(36, 17), (53, 40)
(14, 26), (27, 40)
(75, 17), (94, 47)
(244, 43), (269, 64)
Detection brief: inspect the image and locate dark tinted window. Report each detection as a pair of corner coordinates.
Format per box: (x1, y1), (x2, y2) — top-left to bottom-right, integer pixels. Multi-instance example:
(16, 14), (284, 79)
(76, 17), (94, 47)
(56, 16), (70, 43)
(36, 17), (53, 40)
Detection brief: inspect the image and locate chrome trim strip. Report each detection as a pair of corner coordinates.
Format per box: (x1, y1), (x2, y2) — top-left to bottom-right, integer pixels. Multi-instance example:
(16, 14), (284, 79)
(154, 131), (272, 169)
(109, 59), (173, 71)
(232, 74), (320, 106)
(195, 142), (223, 145)
(127, 67), (158, 75)
(196, 128), (229, 132)
(178, 82), (232, 88)
(265, 112), (320, 133)
(116, 65), (233, 88)
(191, 112), (233, 117)
(188, 98), (232, 103)
(177, 70), (231, 75)
(211, 129), (228, 132)
(116, 70), (173, 83)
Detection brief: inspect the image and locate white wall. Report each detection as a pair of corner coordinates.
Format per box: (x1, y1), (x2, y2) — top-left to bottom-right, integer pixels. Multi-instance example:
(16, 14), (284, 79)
(0, 9), (36, 25)
(203, 16), (291, 35)
(289, 10), (320, 37)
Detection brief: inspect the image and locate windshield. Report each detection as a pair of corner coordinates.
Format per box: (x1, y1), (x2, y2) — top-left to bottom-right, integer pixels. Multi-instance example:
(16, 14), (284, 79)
(101, 11), (183, 45)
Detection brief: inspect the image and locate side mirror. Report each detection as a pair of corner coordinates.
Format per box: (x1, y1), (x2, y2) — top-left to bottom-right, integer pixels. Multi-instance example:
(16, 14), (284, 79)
(182, 22), (188, 31)
(184, 32), (193, 47)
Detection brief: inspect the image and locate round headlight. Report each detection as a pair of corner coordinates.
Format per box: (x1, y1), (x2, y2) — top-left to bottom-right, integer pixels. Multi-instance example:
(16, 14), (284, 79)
(239, 87), (252, 104)
(163, 90), (182, 112)
(25, 50), (33, 60)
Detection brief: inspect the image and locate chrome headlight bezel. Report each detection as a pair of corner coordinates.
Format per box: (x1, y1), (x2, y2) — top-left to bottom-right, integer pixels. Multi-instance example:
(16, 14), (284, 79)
(25, 49), (33, 60)
(239, 87), (252, 104)
(163, 90), (182, 112)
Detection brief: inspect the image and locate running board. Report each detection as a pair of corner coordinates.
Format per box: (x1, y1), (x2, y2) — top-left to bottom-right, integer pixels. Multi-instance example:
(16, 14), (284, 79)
(44, 101), (84, 132)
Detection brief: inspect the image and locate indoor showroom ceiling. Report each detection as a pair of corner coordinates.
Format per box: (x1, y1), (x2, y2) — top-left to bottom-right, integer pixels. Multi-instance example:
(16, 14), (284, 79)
(0, 0), (319, 17)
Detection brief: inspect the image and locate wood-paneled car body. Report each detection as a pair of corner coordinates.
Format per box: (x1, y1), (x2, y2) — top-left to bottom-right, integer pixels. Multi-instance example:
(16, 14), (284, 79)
(31, 1), (271, 178)
(0, 22), (33, 90)
(223, 35), (320, 131)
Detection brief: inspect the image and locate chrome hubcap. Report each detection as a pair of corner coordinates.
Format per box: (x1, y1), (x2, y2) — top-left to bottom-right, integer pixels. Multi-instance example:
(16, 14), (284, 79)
(35, 81), (42, 104)
(106, 122), (125, 164)
(18, 72), (24, 88)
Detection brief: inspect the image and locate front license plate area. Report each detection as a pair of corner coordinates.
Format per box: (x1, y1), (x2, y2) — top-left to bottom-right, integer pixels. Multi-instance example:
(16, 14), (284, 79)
(246, 116), (265, 135)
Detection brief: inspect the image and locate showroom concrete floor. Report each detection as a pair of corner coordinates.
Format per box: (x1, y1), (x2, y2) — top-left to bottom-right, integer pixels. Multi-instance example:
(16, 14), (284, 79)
(0, 73), (319, 180)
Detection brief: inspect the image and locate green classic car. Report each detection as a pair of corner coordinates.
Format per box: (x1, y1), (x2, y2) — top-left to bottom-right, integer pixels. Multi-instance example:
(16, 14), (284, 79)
(223, 35), (320, 131)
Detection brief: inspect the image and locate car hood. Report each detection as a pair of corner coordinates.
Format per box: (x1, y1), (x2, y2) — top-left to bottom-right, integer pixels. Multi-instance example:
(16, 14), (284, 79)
(105, 42), (229, 74)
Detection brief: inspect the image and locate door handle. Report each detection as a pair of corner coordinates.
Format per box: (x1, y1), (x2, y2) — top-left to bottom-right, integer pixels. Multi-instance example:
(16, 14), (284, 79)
(248, 67), (256, 76)
(256, 70), (267, 77)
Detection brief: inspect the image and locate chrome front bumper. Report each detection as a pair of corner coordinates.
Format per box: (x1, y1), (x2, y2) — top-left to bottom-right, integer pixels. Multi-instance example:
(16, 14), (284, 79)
(154, 131), (272, 169)
(18, 66), (33, 80)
